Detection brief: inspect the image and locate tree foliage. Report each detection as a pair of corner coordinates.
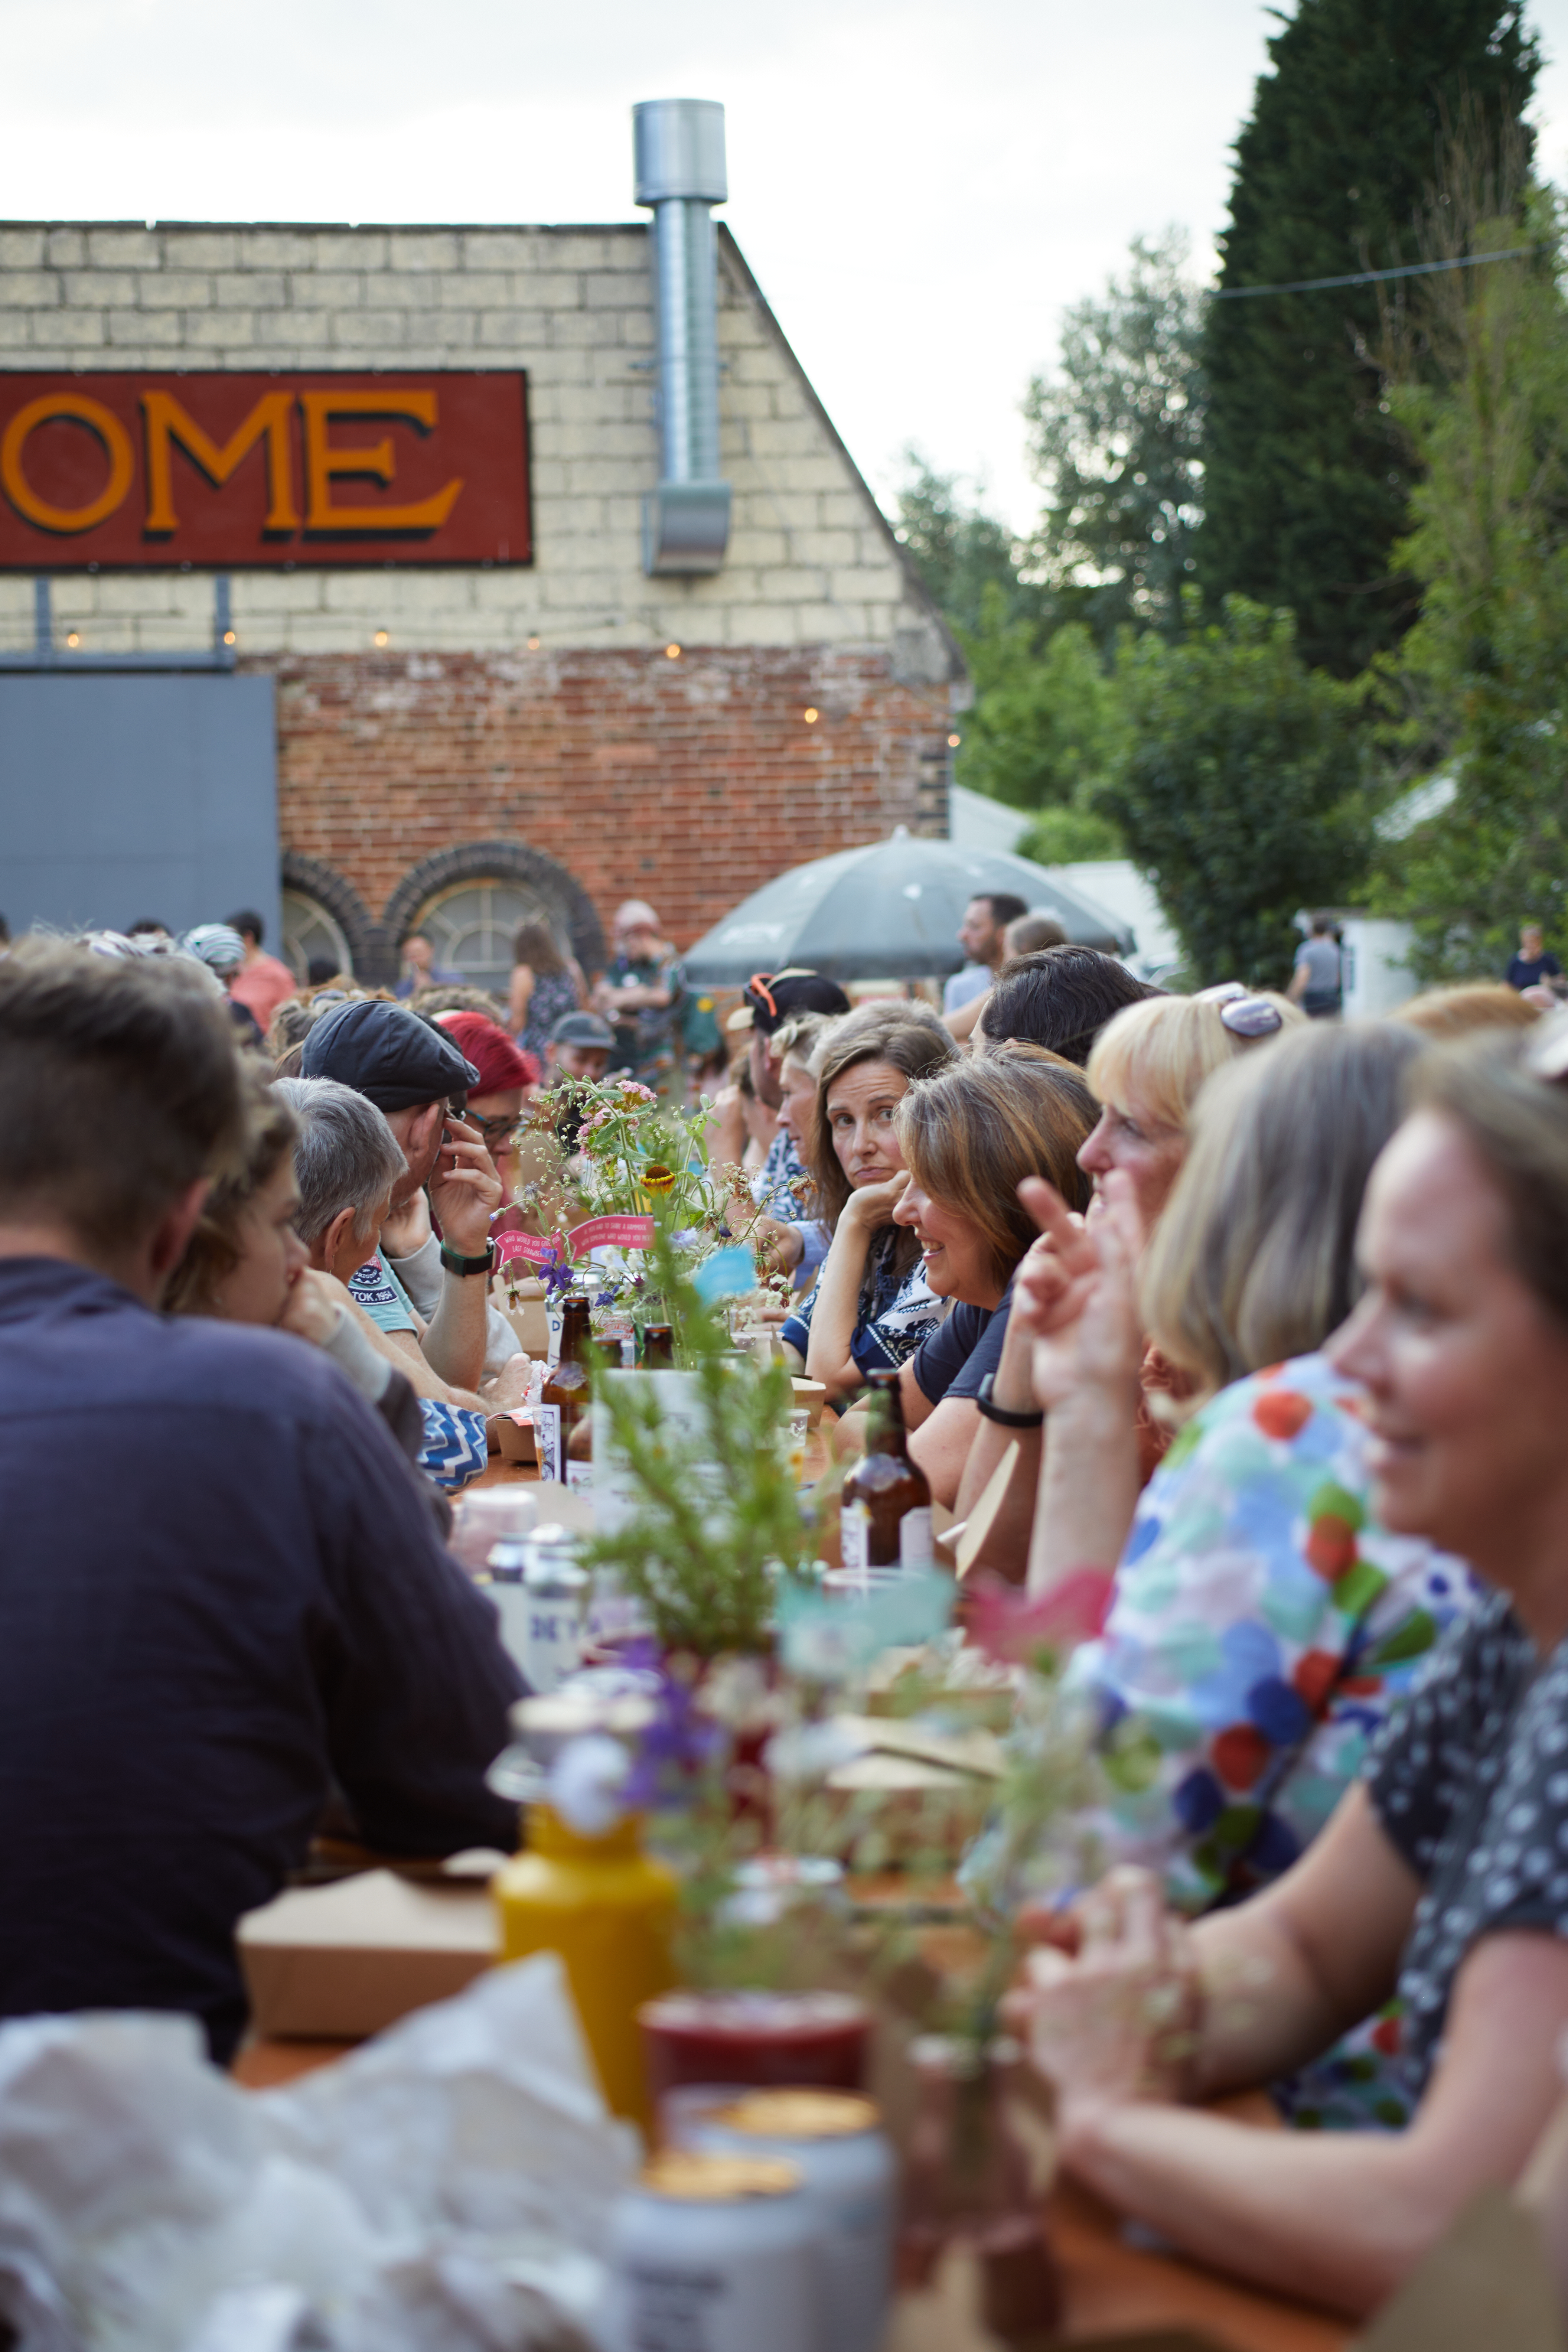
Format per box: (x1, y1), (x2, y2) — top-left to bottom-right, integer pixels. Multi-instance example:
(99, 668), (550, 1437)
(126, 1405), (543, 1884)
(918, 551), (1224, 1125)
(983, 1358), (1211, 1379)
(1101, 594), (1373, 986)
(1373, 149), (1568, 976)
(958, 607), (1129, 818)
(1200, 0), (1538, 678)
(893, 453), (1043, 640)
(1026, 230), (1207, 643)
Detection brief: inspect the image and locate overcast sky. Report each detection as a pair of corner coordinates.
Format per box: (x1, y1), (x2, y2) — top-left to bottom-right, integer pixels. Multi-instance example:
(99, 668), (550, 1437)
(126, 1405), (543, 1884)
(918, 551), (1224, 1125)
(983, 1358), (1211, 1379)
(4, 0), (1568, 531)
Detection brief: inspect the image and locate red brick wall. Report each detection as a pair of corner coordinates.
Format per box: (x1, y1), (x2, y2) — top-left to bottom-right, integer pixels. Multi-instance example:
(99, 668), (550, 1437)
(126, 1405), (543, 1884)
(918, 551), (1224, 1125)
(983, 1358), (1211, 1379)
(262, 644), (952, 969)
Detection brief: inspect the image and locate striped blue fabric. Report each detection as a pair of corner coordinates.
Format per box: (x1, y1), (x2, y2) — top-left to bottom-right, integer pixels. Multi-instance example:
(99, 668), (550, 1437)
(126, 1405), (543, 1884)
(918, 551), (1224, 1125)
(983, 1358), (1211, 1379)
(415, 1401), (489, 1492)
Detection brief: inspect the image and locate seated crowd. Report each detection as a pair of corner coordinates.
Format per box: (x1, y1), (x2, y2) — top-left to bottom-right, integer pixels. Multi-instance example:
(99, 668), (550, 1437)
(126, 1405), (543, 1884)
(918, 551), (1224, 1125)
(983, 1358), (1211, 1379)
(5, 910), (1568, 2324)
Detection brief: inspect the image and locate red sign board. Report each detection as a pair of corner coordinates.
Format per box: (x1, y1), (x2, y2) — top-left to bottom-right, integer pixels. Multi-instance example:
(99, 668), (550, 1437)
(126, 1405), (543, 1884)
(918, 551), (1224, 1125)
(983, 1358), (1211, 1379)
(0, 371), (530, 568)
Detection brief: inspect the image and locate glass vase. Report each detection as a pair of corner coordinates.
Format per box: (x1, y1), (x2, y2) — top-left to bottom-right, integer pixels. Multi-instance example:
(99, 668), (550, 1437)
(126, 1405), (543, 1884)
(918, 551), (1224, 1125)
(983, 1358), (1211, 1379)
(898, 2033), (1060, 2342)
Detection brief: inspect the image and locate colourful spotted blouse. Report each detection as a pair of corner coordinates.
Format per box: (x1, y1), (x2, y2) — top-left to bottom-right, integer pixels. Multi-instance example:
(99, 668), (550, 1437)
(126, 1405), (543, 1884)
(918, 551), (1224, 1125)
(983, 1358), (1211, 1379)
(1065, 1351), (1482, 2127)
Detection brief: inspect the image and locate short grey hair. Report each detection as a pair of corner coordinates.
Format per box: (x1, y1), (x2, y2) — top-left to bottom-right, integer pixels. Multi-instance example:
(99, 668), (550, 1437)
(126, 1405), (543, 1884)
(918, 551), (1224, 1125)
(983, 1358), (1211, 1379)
(272, 1076), (406, 1245)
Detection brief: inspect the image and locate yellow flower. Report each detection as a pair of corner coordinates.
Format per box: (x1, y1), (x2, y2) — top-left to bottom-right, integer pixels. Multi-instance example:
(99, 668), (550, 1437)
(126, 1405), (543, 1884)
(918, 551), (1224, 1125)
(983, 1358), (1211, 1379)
(640, 1163), (677, 1193)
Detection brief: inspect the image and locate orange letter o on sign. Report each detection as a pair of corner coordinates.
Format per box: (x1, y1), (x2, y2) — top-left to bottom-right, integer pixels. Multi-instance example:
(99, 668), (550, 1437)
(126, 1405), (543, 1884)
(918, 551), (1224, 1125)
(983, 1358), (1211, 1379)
(1, 394), (135, 533)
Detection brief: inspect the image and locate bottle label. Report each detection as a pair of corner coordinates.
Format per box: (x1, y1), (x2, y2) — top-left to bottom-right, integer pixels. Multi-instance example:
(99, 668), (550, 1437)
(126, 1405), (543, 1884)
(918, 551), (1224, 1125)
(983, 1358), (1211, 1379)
(899, 1507), (934, 1570)
(533, 1403), (562, 1485)
(840, 1499), (869, 1574)
(565, 1457), (594, 1492)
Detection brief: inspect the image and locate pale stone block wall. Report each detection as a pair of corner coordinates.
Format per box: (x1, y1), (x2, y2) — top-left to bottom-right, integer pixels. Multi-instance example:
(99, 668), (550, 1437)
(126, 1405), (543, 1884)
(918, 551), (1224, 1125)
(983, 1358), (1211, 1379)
(0, 220), (956, 681)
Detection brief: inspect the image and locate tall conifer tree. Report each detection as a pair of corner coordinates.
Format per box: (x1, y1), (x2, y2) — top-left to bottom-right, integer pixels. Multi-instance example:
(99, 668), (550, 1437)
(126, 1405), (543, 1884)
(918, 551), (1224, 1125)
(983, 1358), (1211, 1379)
(1200, 0), (1537, 676)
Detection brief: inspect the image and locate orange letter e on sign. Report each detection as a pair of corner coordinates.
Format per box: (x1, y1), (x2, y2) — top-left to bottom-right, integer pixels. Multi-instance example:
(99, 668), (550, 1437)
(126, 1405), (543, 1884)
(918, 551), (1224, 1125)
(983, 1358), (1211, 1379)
(299, 390), (463, 532)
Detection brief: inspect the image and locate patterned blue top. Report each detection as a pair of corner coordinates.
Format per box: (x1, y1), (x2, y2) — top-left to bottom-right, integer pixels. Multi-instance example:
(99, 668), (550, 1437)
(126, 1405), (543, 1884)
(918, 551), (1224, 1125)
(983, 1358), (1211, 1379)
(782, 1226), (948, 1379)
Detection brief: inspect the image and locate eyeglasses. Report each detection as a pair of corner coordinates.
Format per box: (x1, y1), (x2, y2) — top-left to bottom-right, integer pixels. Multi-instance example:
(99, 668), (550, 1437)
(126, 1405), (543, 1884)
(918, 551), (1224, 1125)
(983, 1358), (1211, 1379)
(470, 1110), (521, 1149)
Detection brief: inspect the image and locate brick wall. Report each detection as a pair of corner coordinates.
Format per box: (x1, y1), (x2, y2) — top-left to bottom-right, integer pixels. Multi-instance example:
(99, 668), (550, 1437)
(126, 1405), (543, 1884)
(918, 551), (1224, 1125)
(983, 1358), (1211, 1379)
(271, 641), (951, 971)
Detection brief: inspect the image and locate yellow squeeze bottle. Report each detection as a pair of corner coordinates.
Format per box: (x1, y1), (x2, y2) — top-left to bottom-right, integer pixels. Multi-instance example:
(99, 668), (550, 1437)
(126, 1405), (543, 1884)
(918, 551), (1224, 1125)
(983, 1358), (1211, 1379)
(492, 1805), (677, 2134)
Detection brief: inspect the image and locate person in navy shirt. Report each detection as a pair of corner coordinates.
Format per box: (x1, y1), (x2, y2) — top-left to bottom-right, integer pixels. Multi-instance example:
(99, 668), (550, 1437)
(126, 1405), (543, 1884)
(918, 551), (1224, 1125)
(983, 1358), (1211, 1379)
(0, 943), (520, 2063)
(1505, 920), (1563, 993)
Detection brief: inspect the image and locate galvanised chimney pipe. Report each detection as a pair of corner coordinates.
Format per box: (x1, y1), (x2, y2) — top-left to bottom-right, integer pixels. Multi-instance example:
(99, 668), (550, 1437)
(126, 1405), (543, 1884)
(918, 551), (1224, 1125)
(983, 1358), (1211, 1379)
(633, 98), (732, 576)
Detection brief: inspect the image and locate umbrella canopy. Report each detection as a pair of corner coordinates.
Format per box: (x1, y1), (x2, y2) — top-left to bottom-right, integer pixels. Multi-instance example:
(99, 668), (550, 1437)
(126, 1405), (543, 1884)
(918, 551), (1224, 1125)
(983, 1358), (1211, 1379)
(680, 831), (1134, 985)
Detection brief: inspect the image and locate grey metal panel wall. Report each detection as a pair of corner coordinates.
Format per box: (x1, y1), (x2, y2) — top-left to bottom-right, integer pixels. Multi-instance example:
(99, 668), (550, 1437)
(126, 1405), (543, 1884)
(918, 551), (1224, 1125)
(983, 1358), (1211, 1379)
(0, 675), (279, 944)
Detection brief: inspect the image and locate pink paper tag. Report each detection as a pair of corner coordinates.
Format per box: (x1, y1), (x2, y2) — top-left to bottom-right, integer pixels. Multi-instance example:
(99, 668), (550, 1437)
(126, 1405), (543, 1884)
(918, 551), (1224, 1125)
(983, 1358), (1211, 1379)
(569, 1214), (656, 1252)
(493, 1216), (655, 1267)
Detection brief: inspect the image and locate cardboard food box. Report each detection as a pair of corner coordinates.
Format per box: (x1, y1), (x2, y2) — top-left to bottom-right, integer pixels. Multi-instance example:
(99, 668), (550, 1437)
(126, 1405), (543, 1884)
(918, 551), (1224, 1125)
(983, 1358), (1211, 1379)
(238, 1867), (501, 2040)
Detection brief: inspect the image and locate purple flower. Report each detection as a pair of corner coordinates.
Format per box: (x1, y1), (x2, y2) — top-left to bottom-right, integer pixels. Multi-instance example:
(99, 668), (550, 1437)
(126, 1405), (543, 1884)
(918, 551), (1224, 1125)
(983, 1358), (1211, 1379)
(542, 1248), (575, 1298)
(622, 1664), (726, 1810)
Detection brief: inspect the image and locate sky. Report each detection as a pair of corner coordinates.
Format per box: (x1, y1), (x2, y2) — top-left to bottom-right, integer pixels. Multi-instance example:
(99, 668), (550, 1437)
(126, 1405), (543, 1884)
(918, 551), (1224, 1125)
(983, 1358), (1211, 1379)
(3, 0), (1568, 533)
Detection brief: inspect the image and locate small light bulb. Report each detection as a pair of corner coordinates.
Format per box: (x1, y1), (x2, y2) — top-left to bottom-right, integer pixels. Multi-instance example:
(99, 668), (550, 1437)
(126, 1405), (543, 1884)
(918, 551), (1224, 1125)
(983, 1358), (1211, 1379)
(223, 629), (237, 646)
(65, 631), (80, 648)
(374, 629), (389, 647)
(803, 707), (819, 724)
(948, 733), (961, 748)
(665, 642), (681, 659)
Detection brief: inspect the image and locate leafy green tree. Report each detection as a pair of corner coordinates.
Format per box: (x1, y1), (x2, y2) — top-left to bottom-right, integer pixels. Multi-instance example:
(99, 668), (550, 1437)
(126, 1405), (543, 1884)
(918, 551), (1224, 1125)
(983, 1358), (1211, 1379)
(892, 454), (1043, 639)
(1025, 230), (1207, 643)
(1200, 0), (1538, 679)
(958, 607), (1130, 816)
(1102, 594), (1373, 985)
(1374, 168), (1568, 977)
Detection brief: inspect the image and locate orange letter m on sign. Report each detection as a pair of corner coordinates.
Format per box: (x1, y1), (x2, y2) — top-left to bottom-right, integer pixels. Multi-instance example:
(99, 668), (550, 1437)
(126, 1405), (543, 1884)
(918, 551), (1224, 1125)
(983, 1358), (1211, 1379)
(141, 390), (300, 535)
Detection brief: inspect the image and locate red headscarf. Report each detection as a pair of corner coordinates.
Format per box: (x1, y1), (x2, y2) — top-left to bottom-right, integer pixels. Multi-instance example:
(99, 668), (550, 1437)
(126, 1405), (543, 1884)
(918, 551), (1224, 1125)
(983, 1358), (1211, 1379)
(435, 1011), (540, 1094)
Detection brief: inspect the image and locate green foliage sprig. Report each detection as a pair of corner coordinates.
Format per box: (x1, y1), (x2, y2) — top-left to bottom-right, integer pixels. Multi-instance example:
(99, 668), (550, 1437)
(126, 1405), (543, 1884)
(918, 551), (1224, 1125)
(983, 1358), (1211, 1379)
(579, 1231), (816, 1657)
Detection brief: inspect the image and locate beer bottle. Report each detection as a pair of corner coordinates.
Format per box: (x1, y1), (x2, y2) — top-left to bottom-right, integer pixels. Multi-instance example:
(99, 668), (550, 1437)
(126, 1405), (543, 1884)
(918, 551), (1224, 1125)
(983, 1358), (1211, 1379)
(642, 1322), (675, 1368)
(537, 1293), (594, 1486)
(839, 1369), (933, 1573)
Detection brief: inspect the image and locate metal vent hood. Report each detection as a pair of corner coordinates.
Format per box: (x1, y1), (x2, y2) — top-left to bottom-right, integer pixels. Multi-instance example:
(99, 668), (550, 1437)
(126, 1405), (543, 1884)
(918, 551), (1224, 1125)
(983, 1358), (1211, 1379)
(633, 97), (731, 576)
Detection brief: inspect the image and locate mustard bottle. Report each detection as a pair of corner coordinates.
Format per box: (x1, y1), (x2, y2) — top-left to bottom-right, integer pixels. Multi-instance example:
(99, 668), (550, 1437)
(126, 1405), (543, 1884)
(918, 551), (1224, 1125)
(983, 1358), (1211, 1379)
(492, 1805), (678, 2134)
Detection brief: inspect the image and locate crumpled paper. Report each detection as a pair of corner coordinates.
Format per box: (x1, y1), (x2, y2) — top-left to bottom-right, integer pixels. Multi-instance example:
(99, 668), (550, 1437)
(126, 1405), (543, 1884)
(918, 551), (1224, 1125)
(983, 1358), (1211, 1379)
(0, 1954), (638, 2352)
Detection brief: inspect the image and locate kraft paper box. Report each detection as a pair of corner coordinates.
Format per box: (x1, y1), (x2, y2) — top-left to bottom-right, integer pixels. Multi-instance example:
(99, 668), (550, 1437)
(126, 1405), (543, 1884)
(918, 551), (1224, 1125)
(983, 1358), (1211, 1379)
(1353, 2185), (1565, 2352)
(238, 1868), (500, 2040)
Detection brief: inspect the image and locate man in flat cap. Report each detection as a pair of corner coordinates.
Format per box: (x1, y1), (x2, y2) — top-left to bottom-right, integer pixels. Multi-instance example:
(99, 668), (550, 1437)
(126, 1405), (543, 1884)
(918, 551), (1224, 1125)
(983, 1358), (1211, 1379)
(301, 998), (503, 1399)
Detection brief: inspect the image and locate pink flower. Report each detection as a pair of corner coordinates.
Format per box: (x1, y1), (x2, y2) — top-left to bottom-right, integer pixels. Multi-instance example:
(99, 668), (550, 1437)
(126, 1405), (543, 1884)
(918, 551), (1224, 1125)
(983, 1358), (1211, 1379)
(618, 1080), (658, 1102)
(963, 1569), (1113, 1668)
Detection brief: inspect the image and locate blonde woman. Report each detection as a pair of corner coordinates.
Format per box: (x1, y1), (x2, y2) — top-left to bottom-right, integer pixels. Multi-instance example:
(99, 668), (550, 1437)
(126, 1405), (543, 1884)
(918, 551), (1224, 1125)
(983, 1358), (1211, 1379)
(888, 1053), (1098, 1508)
(1018, 1023), (1479, 2123)
(955, 988), (1304, 1548)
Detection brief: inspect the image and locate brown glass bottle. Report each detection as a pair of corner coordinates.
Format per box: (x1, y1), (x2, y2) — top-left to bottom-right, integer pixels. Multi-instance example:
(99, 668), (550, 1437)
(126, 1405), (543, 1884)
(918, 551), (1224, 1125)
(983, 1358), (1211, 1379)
(641, 1322), (675, 1368)
(537, 1294), (594, 1486)
(839, 1369), (933, 1572)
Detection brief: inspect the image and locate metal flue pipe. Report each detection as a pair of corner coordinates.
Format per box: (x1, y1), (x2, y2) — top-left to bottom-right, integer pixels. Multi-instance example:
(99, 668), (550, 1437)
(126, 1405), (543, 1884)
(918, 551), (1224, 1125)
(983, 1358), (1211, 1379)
(633, 98), (732, 576)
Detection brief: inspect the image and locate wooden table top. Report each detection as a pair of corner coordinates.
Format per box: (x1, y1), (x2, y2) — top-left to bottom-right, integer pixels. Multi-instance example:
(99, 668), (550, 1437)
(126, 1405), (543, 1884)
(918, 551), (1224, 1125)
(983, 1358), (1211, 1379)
(233, 2037), (1346, 2350)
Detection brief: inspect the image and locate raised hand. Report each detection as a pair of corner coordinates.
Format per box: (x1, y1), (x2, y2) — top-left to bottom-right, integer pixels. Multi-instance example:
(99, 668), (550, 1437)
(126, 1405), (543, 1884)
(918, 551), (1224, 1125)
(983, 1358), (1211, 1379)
(427, 1113), (503, 1257)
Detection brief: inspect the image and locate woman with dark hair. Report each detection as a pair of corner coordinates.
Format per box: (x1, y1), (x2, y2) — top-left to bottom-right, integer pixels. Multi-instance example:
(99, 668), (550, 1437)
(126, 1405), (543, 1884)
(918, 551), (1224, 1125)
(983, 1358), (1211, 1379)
(780, 1005), (958, 1395)
(889, 1053), (1098, 1507)
(1014, 1021), (1568, 2318)
(507, 918), (585, 1066)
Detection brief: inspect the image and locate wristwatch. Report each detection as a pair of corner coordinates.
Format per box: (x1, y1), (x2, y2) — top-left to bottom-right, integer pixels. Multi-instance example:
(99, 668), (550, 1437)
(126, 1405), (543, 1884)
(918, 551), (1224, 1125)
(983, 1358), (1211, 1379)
(439, 1241), (495, 1279)
(975, 1370), (1044, 1428)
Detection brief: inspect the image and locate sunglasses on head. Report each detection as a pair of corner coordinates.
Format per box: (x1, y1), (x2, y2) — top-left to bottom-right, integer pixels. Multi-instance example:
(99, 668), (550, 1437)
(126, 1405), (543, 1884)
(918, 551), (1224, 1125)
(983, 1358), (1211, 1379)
(1219, 995), (1284, 1039)
(746, 972), (780, 1022)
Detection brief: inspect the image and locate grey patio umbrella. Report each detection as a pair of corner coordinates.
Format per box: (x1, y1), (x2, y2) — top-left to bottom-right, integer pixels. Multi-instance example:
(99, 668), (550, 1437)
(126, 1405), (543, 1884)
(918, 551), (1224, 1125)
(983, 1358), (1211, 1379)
(680, 830), (1134, 985)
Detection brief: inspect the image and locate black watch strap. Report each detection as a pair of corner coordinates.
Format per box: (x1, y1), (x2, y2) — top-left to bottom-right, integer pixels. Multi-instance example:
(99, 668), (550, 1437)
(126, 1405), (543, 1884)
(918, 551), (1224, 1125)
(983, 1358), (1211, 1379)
(975, 1369), (1044, 1428)
(439, 1241), (495, 1279)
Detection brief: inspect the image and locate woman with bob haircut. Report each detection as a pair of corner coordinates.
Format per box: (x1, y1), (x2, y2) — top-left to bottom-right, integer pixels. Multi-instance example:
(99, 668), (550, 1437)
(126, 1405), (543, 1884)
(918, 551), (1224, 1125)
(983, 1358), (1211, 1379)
(1010, 1025), (1568, 2319)
(1011, 1023), (1477, 2131)
(781, 1003), (958, 1396)
(890, 1050), (1097, 1509)
(952, 987), (1304, 1554)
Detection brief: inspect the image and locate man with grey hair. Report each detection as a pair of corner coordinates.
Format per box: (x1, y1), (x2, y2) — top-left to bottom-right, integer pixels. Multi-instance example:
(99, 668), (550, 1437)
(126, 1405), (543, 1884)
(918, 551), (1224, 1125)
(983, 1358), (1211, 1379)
(276, 1076), (493, 1494)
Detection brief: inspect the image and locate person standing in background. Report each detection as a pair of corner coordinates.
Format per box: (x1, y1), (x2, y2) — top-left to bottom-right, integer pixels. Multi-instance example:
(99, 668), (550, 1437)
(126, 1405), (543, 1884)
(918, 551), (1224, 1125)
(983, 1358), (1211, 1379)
(226, 909), (299, 1033)
(1287, 913), (1343, 1019)
(1506, 919), (1564, 993)
(507, 919), (586, 1064)
(943, 892), (1030, 1042)
(595, 900), (684, 1097)
(395, 929), (463, 1000)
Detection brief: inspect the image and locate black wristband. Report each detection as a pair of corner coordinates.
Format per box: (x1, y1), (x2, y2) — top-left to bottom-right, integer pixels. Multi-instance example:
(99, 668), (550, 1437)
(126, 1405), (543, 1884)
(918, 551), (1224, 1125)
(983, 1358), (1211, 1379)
(975, 1370), (1044, 1428)
(439, 1241), (495, 1279)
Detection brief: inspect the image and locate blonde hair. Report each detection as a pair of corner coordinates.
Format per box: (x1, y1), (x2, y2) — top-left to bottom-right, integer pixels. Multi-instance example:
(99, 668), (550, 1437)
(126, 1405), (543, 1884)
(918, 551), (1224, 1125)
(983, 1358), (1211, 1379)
(1141, 1022), (1425, 1399)
(897, 1055), (1096, 1290)
(1395, 983), (1541, 1039)
(1086, 993), (1303, 1136)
